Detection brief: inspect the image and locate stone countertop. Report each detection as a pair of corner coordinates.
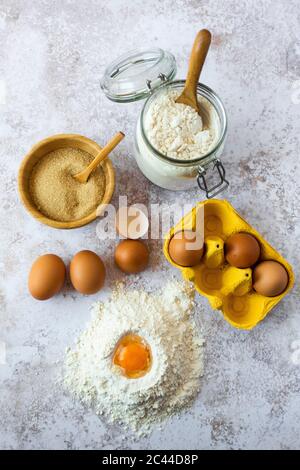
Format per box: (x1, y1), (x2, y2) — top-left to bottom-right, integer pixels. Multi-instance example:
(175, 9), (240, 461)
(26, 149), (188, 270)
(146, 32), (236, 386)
(0, 0), (300, 450)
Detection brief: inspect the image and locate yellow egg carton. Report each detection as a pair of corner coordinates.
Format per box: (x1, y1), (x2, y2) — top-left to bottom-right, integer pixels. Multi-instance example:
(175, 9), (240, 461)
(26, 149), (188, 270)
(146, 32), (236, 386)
(163, 199), (294, 330)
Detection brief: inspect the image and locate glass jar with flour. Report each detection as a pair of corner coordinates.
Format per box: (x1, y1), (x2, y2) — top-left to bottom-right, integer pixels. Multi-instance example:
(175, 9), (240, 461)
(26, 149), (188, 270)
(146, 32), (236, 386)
(101, 48), (228, 197)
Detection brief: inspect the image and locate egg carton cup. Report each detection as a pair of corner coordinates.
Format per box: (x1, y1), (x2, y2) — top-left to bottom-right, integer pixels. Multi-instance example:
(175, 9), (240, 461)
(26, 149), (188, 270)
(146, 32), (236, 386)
(163, 199), (294, 330)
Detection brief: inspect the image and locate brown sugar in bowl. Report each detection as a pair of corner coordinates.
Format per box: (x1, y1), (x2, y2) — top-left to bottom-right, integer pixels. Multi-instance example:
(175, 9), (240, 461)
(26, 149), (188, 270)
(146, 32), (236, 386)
(18, 134), (115, 229)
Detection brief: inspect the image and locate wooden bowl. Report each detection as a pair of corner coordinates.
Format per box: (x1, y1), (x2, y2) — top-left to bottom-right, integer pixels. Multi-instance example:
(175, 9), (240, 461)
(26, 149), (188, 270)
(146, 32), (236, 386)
(18, 134), (115, 229)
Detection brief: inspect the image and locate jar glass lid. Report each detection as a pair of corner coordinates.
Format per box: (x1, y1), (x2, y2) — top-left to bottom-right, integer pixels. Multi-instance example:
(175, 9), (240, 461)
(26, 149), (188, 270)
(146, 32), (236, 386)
(100, 48), (177, 103)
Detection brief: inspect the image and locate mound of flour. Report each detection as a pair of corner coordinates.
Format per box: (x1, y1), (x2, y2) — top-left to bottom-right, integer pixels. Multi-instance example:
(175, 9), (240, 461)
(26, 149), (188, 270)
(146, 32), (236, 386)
(64, 281), (204, 435)
(145, 89), (216, 160)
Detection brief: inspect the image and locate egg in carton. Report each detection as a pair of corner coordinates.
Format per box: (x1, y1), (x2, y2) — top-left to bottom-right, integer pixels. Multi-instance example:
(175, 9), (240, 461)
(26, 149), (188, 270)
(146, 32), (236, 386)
(163, 199), (294, 330)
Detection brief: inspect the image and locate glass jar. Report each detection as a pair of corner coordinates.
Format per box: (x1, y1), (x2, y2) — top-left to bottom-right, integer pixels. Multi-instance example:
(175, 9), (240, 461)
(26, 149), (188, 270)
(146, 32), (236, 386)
(101, 48), (228, 197)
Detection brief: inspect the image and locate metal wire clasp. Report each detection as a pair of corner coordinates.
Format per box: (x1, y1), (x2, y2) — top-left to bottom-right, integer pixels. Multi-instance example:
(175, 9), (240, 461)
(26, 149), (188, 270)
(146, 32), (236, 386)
(197, 159), (229, 199)
(146, 73), (167, 93)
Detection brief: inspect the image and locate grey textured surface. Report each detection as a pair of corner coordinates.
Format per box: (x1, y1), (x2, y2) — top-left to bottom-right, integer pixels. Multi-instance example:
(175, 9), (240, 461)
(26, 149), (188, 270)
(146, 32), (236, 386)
(0, 0), (300, 450)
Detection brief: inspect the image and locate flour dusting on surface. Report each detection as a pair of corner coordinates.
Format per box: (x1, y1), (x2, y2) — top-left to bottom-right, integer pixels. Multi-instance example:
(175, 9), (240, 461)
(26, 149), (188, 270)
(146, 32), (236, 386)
(64, 281), (205, 435)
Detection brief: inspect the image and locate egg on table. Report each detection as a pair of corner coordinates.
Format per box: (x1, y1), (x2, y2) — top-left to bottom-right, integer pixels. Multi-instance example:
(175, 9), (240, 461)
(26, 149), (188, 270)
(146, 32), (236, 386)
(225, 232), (260, 268)
(253, 260), (289, 297)
(28, 254), (66, 300)
(168, 230), (204, 267)
(70, 250), (106, 295)
(115, 239), (149, 274)
(115, 206), (149, 239)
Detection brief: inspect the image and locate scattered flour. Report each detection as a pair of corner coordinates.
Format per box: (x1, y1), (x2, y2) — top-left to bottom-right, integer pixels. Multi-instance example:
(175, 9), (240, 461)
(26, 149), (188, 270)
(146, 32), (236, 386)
(145, 89), (218, 160)
(64, 281), (205, 435)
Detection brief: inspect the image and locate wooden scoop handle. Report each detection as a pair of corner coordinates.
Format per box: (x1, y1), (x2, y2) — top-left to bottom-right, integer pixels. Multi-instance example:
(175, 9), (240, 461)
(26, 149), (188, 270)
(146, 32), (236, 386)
(185, 29), (211, 96)
(74, 132), (124, 183)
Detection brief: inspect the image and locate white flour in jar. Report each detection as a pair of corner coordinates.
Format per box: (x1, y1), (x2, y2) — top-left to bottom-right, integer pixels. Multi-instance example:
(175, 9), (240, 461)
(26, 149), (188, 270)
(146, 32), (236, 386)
(64, 281), (204, 436)
(145, 89), (218, 160)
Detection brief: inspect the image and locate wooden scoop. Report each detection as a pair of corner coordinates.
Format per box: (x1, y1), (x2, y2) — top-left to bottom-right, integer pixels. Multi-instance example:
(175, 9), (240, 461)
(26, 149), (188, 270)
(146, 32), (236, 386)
(176, 29), (211, 114)
(73, 131), (124, 183)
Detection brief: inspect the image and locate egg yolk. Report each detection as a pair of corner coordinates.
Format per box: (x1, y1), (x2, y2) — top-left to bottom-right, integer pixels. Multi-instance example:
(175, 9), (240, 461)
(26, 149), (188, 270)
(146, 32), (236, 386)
(113, 334), (152, 379)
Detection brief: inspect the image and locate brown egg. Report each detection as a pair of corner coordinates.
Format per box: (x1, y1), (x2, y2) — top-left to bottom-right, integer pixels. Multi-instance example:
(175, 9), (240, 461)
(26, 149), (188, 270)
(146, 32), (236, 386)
(168, 231), (204, 267)
(253, 260), (289, 297)
(115, 240), (149, 274)
(28, 254), (66, 300)
(70, 250), (105, 294)
(225, 232), (260, 268)
(115, 207), (149, 239)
